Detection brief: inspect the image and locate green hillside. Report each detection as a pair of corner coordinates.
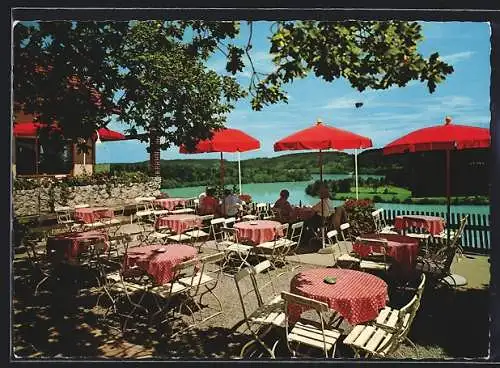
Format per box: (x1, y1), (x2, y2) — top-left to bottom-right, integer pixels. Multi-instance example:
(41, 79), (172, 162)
(109, 149), (402, 189)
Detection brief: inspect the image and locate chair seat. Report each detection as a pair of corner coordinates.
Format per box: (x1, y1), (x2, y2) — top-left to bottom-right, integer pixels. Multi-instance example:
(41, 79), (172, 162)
(406, 233), (431, 240)
(415, 260), (442, 273)
(241, 215), (258, 221)
(170, 208), (195, 214)
(167, 234), (192, 242)
(184, 229), (210, 238)
(343, 324), (394, 357)
(136, 210), (154, 217)
(107, 280), (148, 294)
(225, 243), (253, 253)
(256, 240), (286, 250)
(360, 260), (390, 271)
(84, 221), (105, 229)
(338, 254), (360, 262)
(148, 232), (170, 239)
(150, 282), (189, 296)
(178, 272), (214, 287)
(59, 219), (75, 225)
(249, 295), (285, 327)
(288, 320), (341, 351)
(380, 229), (399, 235)
(153, 210), (170, 216)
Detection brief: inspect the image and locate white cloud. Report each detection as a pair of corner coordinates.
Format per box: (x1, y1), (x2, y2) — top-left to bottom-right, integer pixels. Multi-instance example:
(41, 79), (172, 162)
(441, 51), (475, 64)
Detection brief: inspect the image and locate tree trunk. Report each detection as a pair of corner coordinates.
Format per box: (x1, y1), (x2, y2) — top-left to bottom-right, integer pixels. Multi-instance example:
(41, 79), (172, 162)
(149, 126), (161, 177)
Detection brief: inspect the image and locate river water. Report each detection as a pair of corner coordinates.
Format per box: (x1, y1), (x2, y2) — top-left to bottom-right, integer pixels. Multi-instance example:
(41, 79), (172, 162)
(162, 174), (490, 216)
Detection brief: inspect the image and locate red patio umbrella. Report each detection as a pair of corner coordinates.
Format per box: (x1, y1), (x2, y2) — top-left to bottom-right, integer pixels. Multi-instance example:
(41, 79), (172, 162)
(179, 127), (261, 193)
(274, 119), (373, 247)
(383, 116), (490, 241)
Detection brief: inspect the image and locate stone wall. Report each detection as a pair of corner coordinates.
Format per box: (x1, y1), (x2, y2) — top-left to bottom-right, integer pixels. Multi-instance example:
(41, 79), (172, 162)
(13, 177), (162, 217)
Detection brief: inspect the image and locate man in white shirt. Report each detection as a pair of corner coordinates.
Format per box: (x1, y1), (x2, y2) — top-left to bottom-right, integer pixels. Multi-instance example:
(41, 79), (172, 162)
(222, 188), (243, 217)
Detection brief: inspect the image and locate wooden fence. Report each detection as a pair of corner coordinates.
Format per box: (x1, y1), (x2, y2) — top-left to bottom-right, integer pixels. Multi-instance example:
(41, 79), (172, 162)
(252, 202), (491, 252)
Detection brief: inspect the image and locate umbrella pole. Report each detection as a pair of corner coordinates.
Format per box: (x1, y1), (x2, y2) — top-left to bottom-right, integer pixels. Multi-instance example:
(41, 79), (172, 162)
(319, 149), (325, 248)
(446, 149), (451, 244)
(238, 151), (242, 195)
(220, 152), (224, 188)
(355, 148), (359, 200)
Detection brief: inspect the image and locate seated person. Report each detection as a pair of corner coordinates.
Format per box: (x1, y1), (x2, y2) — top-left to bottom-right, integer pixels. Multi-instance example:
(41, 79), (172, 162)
(307, 184), (335, 233)
(273, 189), (294, 223)
(221, 188), (243, 217)
(198, 187), (219, 215)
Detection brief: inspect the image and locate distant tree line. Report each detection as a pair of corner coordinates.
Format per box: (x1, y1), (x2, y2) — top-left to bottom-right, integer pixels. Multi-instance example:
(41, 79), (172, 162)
(305, 177), (390, 198)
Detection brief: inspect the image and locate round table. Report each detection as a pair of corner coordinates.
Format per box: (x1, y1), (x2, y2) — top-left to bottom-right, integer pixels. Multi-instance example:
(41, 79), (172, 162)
(155, 214), (203, 234)
(74, 207), (115, 224)
(154, 198), (189, 211)
(234, 220), (284, 245)
(289, 268), (388, 325)
(124, 243), (198, 285)
(394, 215), (446, 236)
(353, 233), (420, 276)
(46, 230), (108, 261)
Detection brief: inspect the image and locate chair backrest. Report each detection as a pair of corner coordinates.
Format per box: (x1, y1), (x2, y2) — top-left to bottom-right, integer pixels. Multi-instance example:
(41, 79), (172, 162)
(289, 221), (304, 244)
(395, 294), (420, 343)
(210, 217), (226, 242)
(326, 229), (339, 245)
(224, 217), (236, 227)
(281, 291), (331, 357)
(221, 226), (239, 243)
(339, 222), (352, 241)
(55, 206), (72, 224)
(185, 197), (197, 209)
(74, 203), (90, 209)
(449, 215), (469, 248)
(252, 260), (275, 306)
(415, 273), (426, 302)
(271, 207), (282, 222)
(256, 203), (269, 218)
(234, 266), (261, 323)
(280, 223), (290, 238)
(371, 209), (383, 232)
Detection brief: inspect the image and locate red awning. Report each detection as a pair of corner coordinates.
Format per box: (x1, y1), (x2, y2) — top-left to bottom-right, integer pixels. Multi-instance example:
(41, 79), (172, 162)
(274, 121), (373, 151)
(13, 122), (127, 141)
(383, 117), (490, 155)
(179, 128), (260, 153)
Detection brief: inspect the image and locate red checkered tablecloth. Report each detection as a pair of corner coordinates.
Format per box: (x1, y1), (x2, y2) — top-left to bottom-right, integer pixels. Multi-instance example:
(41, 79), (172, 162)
(394, 215), (445, 236)
(155, 214), (203, 234)
(46, 230), (109, 261)
(353, 233), (420, 276)
(74, 207), (115, 224)
(154, 198), (189, 211)
(123, 243), (198, 285)
(234, 220), (284, 245)
(289, 268), (388, 325)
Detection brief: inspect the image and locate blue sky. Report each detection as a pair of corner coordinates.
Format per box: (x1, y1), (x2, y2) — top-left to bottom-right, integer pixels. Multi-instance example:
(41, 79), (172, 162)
(97, 21), (491, 164)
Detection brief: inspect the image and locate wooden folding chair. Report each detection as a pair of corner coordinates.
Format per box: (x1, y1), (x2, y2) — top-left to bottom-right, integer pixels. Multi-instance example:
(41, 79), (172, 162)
(234, 262), (285, 359)
(281, 291), (341, 358)
(343, 293), (421, 359)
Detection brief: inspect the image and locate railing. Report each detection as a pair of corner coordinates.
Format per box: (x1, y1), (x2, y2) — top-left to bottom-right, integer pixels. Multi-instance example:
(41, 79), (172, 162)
(249, 202), (491, 252)
(382, 208), (491, 252)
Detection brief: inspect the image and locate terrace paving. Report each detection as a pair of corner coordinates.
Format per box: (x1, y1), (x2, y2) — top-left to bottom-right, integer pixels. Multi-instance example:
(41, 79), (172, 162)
(11, 222), (491, 360)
